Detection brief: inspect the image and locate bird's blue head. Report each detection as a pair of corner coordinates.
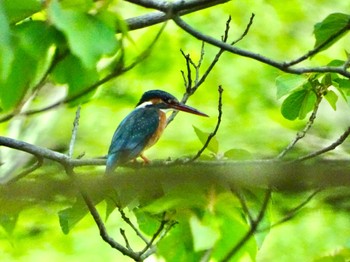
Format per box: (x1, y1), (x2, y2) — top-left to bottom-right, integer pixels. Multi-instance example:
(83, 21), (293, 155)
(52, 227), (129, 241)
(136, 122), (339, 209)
(136, 90), (208, 117)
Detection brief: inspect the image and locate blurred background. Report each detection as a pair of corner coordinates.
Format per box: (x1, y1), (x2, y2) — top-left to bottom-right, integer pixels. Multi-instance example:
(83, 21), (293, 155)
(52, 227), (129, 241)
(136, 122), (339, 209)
(1, 0), (350, 261)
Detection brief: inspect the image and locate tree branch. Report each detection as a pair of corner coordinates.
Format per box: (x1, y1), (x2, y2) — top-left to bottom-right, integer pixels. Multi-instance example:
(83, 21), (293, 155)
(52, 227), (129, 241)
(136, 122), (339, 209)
(189, 85), (224, 162)
(297, 126), (350, 162)
(277, 94), (322, 159)
(172, 15), (350, 78)
(125, 0), (231, 31)
(221, 188), (272, 262)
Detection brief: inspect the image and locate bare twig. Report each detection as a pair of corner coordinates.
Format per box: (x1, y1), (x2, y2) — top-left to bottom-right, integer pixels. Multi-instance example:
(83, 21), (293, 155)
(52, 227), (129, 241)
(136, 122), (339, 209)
(120, 229), (133, 250)
(117, 206), (150, 245)
(172, 15), (350, 78)
(63, 164), (142, 260)
(167, 14), (254, 126)
(221, 188), (272, 262)
(277, 95), (322, 159)
(69, 106), (81, 158)
(6, 155), (43, 184)
(189, 85), (224, 162)
(258, 189), (321, 232)
(232, 188), (255, 224)
(139, 213), (168, 255)
(140, 220), (178, 259)
(297, 126), (350, 162)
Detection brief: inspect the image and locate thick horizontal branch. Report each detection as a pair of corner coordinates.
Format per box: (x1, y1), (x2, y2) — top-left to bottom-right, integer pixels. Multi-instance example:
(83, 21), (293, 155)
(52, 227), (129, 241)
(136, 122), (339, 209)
(3, 136), (350, 189)
(0, 136), (105, 169)
(2, 160), (350, 200)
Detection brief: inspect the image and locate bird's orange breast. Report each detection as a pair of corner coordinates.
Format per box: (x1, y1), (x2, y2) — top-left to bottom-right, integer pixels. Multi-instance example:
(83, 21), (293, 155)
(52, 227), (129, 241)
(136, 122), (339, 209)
(144, 110), (167, 150)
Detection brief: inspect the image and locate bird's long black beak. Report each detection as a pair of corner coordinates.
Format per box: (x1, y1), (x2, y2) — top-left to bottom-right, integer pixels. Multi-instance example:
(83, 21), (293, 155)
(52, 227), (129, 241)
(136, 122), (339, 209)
(169, 102), (208, 117)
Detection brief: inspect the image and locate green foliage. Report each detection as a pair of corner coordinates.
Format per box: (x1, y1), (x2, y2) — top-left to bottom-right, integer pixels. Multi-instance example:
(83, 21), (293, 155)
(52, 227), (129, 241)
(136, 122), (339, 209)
(2, 1), (350, 261)
(313, 13), (350, 51)
(48, 0), (119, 69)
(2, 0), (41, 23)
(193, 125), (219, 154)
(193, 125), (253, 160)
(281, 89), (317, 120)
(58, 198), (89, 234)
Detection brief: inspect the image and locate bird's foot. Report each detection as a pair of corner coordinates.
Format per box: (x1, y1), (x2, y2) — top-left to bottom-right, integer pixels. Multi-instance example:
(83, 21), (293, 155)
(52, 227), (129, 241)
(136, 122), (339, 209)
(140, 154), (150, 164)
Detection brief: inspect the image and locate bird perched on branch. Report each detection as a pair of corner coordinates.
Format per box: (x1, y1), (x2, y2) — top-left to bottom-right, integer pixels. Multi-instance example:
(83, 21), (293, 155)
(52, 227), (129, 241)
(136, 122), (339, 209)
(105, 90), (208, 174)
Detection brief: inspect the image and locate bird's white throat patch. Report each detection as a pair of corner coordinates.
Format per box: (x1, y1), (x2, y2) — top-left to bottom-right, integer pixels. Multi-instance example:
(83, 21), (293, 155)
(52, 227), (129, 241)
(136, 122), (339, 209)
(136, 101), (173, 114)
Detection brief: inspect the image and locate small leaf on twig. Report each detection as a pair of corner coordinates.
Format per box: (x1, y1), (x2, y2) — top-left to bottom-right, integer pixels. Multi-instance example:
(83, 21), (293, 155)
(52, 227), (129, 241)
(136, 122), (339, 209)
(324, 90), (338, 110)
(313, 13), (350, 52)
(281, 90), (317, 120)
(224, 149), (253, 160)
(276, 74), (308, 99)
(193, 125), (219, 154)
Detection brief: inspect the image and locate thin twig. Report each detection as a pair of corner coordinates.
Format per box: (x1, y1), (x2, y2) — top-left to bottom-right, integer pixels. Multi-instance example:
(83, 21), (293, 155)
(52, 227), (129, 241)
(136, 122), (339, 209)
(258, 189), (321, 232)
(6, 155), (43, 184)
(277, 95), (322, 159)
(172, 15), (350, 78)
(69, 106), (81, 158)
(297, 126), (350, 162)
(232, 188), (255, 224)
(117, 206), (150, 245)
(140, 220), (178, 259)
(189, 85), (224, 162)
(167, 14), (254, 127)
(139, 213), (168, 255)
(221, 188), (272, 262)
(64, 165), (142, 260)
(120, 229), (133, 250)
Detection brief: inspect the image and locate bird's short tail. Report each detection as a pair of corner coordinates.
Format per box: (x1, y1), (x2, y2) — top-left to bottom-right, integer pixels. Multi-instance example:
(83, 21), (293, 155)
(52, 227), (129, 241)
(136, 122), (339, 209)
(105, 153), (118, 175)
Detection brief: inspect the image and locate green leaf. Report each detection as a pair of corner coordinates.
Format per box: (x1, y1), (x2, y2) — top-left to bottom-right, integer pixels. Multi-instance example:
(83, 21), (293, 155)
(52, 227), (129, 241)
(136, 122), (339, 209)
(0, 2), (14, 81)
(48, 0), (118, 69)
(143, 184), (207, 214)
(51, 54), (99, 104)
(224, 148), (253, 160)
(60, 0), (93, 12)
(2, 0), (41, 23)
(189, 214), (220, 252)
(58, 199), (89, 234)
(337, 79), (350, 89)
(281, 90), (317, 120)
(15, 21), (55, 60)
(313, 13), (350, 52)
(324, 90), (338, 110)
(327, 59), (345, 67)
(158, 218), (201, 262)
(0, 47), (35, 111)
(135, 210), (162, 236)
(0, 213), (18, 235)
(211, 195), (257, 261)
(193, 125), (219, 154)
(0, 20), (57, 111)
(276, 74), (308, 99)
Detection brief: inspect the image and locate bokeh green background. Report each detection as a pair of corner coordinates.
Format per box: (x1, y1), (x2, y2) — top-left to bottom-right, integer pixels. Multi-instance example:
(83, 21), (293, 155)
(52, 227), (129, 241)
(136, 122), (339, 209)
(1, 0), (350, 261)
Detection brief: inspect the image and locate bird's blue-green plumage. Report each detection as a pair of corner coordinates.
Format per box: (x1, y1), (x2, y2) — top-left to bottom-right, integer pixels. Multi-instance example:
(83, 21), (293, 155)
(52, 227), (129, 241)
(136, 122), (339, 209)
(105, 106), (160, 174)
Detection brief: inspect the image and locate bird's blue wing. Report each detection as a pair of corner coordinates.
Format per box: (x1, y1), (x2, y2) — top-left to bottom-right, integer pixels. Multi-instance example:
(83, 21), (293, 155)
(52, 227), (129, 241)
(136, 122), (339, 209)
(106, 107), (159, 173)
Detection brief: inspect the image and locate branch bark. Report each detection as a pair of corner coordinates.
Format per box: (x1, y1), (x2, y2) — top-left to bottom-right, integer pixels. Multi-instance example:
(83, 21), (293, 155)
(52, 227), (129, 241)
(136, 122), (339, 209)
(125, 0), (231, 30)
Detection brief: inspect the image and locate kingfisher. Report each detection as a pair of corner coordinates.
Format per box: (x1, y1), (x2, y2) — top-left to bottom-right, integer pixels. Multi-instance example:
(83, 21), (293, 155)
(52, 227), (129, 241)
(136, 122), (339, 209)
(105, 90), (208, 174)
